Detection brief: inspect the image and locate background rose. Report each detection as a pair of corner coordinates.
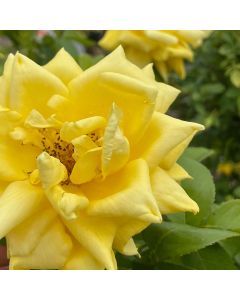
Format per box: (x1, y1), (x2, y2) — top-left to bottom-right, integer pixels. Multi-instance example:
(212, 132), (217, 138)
(99, 30), (210, 80)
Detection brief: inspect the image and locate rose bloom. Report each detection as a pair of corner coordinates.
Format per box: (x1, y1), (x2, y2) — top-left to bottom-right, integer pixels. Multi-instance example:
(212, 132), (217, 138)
(99, 30), (209, 80)
(0, 47), (203, 269)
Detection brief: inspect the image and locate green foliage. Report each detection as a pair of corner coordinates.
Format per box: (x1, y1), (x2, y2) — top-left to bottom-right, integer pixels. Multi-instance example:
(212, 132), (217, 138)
(207, 200), (240, 231)
(179, 156), (215, 226)
(142, 222), (238, 263)
(0, 30), (102, 68)
(181, 244), (237, 270)
(169, 31), (240, 202)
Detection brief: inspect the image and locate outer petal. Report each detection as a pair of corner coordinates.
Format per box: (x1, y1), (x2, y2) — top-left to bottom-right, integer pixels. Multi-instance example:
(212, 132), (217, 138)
(63, 214), (117, 270)
(113, 219), (149, 256)
(0, 181), (46, 239)
(165, 163), (192, 181)
(150, 167), (199, 214)
(155, 83), (180, 113)
(63, 244), (104, 270)
(142, 63), (155, 80)
(160, 132), (200, 170)
(131, 112), (204, 169)
(9, 220), (72, 270)
(7, 208), (57, 256)
(9, 53), (68, 117)
(44, 48), (82, 85)
(83, 159), (161, 223)
(68, 46), (158, 143)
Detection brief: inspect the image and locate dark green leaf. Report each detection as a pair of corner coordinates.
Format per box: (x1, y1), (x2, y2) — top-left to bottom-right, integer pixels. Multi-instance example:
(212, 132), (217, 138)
(178, 157), (215, 226)
(142, 221), (238, 263)
(181, 244), (237, 270)
(207, 200), (240, 232)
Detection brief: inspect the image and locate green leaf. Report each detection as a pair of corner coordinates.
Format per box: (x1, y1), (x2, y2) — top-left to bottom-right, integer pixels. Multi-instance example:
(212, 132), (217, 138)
(142, 221), (238, 263)
(181, 244), (237, 270)
(178, 157), (215, 226)
(207, 200), (240, 232)
(182, 146), (214, 162)
(219, 237), (240, 260)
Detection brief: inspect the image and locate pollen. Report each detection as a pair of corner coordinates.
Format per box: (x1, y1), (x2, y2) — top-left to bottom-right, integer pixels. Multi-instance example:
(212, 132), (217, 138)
(38, 128), (75, 174)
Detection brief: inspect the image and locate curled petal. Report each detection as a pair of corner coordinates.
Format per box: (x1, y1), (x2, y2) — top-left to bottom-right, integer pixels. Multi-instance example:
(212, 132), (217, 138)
(102, 103), (130, 177)
(150, 167), (199, 214)
(60, 116), (106, 143)
(24, 109), (62, 129)
(131, 112), (204, 169)
(45, 184), (89, 220)
(37, 152), (68, 189)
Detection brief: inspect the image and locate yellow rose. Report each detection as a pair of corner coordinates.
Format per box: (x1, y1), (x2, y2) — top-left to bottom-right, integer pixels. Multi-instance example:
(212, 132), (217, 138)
(99, 30), (209, 80)
(0, 47), (204, 269)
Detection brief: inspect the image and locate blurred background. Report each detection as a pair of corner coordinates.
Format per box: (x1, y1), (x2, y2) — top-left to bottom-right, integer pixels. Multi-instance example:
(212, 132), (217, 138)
(0, 30), (239, 203)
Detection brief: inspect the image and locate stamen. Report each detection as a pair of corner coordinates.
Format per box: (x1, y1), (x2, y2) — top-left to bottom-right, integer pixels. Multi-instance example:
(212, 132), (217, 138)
(38, 128), (75, 174)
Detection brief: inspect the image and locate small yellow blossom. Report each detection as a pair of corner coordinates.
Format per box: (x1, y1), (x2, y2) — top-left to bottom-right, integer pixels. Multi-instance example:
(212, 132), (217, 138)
(0, 47), (204, 269)
(99, 30), (209, 80)
(218, 162), (240, 176)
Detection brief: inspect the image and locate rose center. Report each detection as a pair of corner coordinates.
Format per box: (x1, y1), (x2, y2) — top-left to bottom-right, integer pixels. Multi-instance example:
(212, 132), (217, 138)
(38, 128), (75, 174)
